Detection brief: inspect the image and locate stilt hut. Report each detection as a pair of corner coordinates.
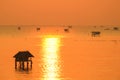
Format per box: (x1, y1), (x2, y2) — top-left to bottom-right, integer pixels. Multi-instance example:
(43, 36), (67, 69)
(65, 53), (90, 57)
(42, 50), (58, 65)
(91, 31), (101, 37)
(13, 51), (34, 70)
(113, 27), (119, 30)
(68, 25), (72, 28)
(18, 27), (21, 30)
(36, 27), (40, 31)
(64, 28), (69, 32)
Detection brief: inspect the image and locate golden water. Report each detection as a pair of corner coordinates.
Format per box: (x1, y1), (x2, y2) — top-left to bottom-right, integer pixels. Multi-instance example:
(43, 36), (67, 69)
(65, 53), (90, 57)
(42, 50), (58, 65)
(0, 25), (120, 80)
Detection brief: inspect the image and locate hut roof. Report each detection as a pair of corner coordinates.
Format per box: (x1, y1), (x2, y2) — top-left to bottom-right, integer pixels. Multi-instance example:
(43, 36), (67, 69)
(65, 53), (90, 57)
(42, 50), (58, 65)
(13, 51), (34, 58)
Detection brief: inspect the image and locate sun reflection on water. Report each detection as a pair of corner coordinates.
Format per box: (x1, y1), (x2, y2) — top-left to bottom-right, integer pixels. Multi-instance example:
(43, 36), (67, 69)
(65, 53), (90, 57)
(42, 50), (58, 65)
(42, 35), (61, 80)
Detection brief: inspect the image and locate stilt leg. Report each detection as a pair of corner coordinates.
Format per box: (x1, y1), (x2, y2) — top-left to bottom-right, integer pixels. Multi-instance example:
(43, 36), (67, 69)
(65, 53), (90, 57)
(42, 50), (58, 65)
(30, 61), (32, 69)
(27, 61), (29, 70)
(15, 60), (17, 69)
(22, 61), (24, 70)
(19, 61), (21, 69)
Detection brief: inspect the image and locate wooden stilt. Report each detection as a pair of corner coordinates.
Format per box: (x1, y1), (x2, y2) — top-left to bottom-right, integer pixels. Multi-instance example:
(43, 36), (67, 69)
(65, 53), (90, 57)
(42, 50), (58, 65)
(30, 61), (32, 69)
(27, 61), (29, 70)
(15, 60), (17, 69)
(19, 61), (21, 69)
(22, 61), (24, 70)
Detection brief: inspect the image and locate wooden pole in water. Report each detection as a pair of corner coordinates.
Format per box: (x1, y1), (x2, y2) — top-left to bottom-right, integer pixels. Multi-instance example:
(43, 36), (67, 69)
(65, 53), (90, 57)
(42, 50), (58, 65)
(22, 61), (24, 70)
(19, 61), (21, 69)
(27, 61), (29, 70)
(30, 61), (32, 69)
(15, 60), (17, 69)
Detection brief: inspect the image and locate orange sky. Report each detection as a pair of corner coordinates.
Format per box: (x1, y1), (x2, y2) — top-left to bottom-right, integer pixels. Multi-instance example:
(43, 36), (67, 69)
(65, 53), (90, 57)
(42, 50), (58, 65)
(0, 0), (120, 25)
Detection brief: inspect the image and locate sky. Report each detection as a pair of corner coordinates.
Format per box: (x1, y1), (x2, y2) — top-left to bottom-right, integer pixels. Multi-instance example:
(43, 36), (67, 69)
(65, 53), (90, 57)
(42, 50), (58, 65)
(0, 0), (120, 25)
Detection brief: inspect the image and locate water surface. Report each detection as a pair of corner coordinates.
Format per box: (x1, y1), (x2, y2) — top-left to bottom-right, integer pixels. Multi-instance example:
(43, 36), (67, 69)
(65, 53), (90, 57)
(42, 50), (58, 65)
(0, 25), (120, 80)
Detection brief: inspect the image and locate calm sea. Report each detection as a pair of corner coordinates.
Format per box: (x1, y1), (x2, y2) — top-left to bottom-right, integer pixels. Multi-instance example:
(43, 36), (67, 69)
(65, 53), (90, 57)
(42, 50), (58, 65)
(0, 25), (120, 80)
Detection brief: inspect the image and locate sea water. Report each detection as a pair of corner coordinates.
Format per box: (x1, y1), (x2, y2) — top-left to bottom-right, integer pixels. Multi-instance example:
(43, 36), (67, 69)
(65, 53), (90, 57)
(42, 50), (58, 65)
(0, 25), (120, 80)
